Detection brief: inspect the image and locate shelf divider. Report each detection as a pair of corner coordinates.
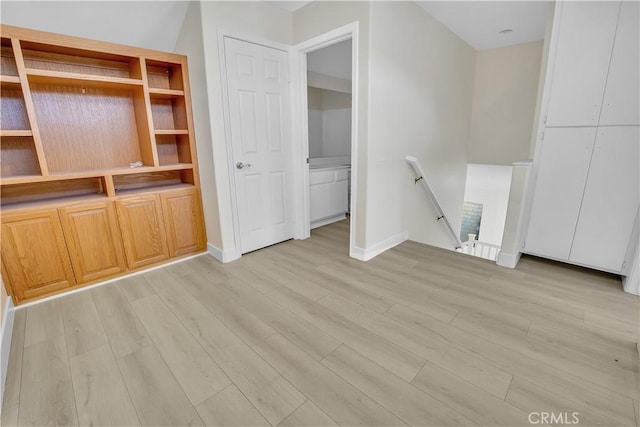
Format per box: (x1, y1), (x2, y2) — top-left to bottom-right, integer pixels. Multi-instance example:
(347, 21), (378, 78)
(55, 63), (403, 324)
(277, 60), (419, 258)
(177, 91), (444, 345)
(0, 130), (33, 137)
(12, 38), (49, 176)
(25, 68), (144, 88)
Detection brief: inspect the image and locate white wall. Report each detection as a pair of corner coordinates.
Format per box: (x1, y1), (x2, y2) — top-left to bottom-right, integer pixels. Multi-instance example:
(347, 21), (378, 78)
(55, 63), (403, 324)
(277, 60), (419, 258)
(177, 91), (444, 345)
(0, 1), (188, 52)
(468, 41), (543, 165)
(307, 38), (352, 80)
(463, 164), (513, 246)
(308, 88), (352, 160)
(175, 1), (293, 252)
(368, 1), (475, 249)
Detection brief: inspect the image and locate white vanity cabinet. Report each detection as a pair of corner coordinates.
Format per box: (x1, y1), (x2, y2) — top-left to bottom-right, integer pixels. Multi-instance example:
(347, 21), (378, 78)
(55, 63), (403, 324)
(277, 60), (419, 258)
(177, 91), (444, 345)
(309, 166), (350, 228)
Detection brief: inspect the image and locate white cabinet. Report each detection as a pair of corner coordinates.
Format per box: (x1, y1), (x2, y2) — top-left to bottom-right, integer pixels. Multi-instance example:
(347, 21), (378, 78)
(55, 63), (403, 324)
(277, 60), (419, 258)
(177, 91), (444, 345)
(525, 128), (596, 260)
(545, 1), (619, 127)
(526, 1), (640, 274)
(600, 1), (640, 126)
(309, 167), (349, 228)
(569, 127), (640, 271)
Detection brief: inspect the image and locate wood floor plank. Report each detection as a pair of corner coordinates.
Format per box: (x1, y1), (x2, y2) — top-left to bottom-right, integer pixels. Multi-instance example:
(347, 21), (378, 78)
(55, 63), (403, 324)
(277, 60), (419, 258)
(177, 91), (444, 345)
(23, 299), (64, 348)
(583, 311), (640, 342)
(2, 308), (25, 409)
(322, 344), (478, 426)
(412, 361), (528, 426)
(277, 400), (338, 427)
(91, 284), (152, 358)
(318, 293), (512, 399)
(505, 377), (622, 427)
(267, 285), (425, 382)
(61, 291), (108, 357)
(117, 275), (156, 303)
(254, 334), (407, 426)
(207, 276), (342, 361)
(69, 345), (140, 426)
(131, 295), (231, 406)
(451, 308), (640, 398)
(18, 334), (78, 426)
(222, 261), (280, 294)
(195, 385), (270, 427)
(176, 272), (276, 347)
(386, 303), (637, 426)
(117, 345), (204, 426)
(1, 403), (18, 427)
(151, 277), (306, 426)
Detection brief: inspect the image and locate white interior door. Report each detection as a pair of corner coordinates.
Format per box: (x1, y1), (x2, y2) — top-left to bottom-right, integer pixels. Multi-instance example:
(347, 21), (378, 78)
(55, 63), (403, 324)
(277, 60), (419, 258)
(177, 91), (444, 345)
(224, 37), (294, 254)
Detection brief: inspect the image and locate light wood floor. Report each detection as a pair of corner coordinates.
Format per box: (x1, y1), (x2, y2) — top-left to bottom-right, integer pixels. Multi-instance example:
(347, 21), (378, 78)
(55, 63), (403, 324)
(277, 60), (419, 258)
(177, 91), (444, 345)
(2, 220), (639, 427)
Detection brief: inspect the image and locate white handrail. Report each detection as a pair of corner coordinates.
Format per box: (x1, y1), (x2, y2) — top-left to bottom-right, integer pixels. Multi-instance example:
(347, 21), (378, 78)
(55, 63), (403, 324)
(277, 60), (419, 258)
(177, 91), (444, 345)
(406, 156), (463, 249)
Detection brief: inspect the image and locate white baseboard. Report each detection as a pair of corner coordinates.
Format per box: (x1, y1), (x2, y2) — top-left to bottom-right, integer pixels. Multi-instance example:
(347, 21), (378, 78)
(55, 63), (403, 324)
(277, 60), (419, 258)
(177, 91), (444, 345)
(1, 297), (15, 405)
(311, 214), (346, 230)
(351, 230), (409, 262)
(496, 251), (522, 269)
(207, 243), (241, 263)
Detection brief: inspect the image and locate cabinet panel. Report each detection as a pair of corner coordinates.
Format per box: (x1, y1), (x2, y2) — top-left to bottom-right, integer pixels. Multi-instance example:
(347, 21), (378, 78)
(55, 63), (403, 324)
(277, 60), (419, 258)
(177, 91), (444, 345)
(569, 127), (640, 272)
(1, 209), (75, 302)
(59, 201), (126, 283)
(328, 180), (348, 216)
(160, 189), (205, 257)
(525, 127), (596, 259)
(600, 1), (639, 126)
(546, 2), (620, 126)
(309, 184), (329, 222)
(115, 194), (169, 269)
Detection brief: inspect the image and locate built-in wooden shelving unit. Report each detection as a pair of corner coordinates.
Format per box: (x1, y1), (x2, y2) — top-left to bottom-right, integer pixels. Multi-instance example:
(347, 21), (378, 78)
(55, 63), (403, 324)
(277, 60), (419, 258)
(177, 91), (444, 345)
(0, 25), (206, 304)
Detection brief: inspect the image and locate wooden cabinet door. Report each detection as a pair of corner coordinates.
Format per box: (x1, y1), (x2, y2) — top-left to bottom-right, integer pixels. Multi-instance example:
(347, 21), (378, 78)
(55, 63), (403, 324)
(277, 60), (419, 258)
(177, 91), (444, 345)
(59, 201), (126, 283)
(161, 189), (206, 257)
(115, 194), (169, 269)
(1, 209), (76, 302)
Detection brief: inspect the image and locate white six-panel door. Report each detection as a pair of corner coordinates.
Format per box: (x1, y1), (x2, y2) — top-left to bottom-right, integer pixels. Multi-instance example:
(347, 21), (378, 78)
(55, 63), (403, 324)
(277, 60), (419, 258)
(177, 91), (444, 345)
(224, 37), (294, 254)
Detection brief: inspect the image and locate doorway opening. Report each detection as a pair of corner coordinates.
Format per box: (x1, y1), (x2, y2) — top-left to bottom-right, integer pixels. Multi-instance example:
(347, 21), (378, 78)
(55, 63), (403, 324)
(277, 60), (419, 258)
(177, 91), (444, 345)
(293, 23), (359, 258)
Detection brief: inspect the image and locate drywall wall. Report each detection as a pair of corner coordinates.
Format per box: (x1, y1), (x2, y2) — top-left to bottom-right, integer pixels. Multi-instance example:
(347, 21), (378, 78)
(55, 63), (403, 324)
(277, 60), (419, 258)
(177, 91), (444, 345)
(173, 2), (222, 248)
(294, 1), (371, 248)
(463, 164), (513, 246)
(0, 1), (188, 51)
(368, 2), (475, 249)
(468, 41), (543, 165)
(308, 88), (352, 159)
(307, 38), (352, 80)
(175, 1), (293, 254)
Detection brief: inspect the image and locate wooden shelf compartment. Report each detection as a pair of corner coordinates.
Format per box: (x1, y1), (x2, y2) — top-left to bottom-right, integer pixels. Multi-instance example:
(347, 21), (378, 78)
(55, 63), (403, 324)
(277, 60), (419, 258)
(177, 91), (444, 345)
(146, 59), (184, 91)
(20, 40), (143, 80)
(29, 83), (155, 173)
(1, 136), (41, 178)
(1, 176), (109, 210)
(1, 38), (19, 77)
(148, 87), (184, 98)
(156, 134), (192, 166)
(1, 84), (31, 131)
(113, 168), (195, 196)
(150, 95), (188, 132)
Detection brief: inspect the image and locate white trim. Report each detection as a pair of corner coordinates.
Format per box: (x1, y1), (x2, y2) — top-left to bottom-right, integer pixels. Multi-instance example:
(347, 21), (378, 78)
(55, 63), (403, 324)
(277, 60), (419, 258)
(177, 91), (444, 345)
(1, 297), (15, 404)
(623, 254), (639, 296)
(291, 22), (361, 261)
(351, 230), (409, 262)
(311, 214), (347, 230)
(496, 251), (523, 269)
(14, 253), (206, 310)
(207, 243), (241, 263)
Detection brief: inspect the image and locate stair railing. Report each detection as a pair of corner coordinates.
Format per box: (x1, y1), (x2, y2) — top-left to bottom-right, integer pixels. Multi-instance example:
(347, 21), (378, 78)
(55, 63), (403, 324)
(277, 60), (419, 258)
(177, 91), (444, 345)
(406, 156), (463, 249)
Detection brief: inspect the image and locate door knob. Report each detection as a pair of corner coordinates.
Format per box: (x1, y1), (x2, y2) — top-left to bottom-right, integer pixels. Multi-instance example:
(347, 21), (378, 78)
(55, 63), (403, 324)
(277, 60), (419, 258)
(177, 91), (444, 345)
(236, 162), (251, 170)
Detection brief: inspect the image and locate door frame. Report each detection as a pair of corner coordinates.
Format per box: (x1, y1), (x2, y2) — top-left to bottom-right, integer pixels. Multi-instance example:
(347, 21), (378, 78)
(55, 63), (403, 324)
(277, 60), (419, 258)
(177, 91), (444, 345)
(290, 22), (360, 257)
(218, 30), (293, 259)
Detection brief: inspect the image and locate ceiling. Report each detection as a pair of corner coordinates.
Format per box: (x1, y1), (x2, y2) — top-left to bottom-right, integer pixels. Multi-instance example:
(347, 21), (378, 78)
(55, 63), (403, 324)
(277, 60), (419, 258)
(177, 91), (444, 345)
(269, 0), (551, 51)
(417, 1), (552, 50)
(0, 1), (189, 52)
